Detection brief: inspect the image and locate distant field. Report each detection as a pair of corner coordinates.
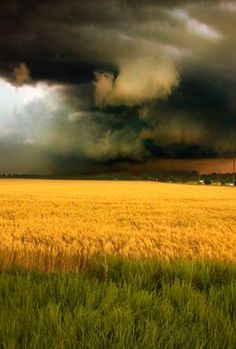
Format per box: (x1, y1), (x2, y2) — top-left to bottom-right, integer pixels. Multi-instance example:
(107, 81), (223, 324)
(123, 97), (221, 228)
(0, 179), (235, 272)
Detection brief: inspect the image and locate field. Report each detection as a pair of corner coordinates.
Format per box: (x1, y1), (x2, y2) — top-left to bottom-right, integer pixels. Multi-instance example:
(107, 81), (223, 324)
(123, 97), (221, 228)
(0, 179), (236, 348)
(0, 260), (236, 348)
(0, 179), (235, 271)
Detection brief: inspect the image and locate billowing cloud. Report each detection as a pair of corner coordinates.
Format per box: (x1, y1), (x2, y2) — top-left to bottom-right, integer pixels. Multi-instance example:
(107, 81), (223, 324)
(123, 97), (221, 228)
(0, 0), (236, 174)
(94, 58), (179, 107)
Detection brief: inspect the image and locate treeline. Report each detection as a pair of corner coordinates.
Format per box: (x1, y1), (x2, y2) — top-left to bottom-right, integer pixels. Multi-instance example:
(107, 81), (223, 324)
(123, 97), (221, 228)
(0, 171), (234, 184)
(141, 171), (235, 184)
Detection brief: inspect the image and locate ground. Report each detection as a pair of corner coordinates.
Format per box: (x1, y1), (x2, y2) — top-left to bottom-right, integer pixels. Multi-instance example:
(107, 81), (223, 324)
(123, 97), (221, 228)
(0, 179), (235, 271)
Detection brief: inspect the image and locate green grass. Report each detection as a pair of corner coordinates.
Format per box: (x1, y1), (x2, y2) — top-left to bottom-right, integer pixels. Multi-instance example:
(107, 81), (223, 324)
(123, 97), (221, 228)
(0, 258), (236, 348)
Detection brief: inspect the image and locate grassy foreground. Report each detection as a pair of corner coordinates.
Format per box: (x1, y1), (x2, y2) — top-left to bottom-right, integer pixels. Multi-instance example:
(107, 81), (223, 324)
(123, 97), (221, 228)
(0, 258), (236, 348)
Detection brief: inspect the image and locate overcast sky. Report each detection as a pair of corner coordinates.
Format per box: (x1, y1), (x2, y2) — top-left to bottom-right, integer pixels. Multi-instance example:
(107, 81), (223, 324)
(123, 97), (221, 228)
(0, 0), (236, 174)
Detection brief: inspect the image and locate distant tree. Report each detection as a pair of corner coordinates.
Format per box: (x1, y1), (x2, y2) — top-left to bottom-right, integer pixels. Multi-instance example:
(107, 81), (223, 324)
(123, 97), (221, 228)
(204, 178), (212, 185)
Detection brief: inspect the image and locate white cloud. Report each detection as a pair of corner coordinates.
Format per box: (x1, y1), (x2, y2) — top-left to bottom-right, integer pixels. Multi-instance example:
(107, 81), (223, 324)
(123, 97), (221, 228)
(172, 9), (222, 40)
(0, 78), (62, 143)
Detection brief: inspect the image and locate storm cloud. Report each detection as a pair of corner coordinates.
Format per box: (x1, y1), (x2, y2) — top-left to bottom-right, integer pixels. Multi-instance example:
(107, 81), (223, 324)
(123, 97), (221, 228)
(0, 0), (236, 174)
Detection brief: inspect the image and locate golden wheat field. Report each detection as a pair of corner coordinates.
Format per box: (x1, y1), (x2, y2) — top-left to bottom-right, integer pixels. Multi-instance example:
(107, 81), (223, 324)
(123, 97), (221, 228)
(0, 179), (235, 272)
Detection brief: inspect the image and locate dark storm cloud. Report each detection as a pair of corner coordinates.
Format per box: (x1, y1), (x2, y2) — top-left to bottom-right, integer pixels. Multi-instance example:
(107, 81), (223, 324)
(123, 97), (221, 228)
(0, 0), (225, 85)
(0, 0), (236, 174)
(45, 71), (236, 175)
(140, 70), (236, 157)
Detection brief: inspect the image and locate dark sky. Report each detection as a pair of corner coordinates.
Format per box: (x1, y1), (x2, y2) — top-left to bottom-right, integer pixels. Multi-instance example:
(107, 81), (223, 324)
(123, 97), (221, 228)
(0, 0), (236, 174)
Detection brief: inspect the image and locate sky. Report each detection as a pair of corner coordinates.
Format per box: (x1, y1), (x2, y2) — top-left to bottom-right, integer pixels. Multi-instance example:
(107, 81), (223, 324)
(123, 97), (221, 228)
(0, 0), (236, 175)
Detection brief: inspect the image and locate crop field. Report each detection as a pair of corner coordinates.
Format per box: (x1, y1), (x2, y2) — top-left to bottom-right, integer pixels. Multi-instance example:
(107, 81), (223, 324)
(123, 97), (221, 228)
(0, 179), (236, 348)
(0, 179), (235, 271)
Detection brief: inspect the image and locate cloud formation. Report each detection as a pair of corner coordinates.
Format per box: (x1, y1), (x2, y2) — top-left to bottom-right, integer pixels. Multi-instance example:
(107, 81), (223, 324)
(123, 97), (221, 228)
(0, 0), (236, 174)
(11, 63), (31, 86)
(94, 58), (179, 107)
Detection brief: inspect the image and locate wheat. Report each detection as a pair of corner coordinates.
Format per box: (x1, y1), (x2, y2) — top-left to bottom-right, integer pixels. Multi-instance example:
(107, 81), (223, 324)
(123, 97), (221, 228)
(0, 179), (235, 272)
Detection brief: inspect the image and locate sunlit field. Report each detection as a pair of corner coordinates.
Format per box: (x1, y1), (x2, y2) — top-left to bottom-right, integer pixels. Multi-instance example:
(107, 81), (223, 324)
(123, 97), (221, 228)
(0, 179), (235, 272)
(0, 179), (236, 348)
